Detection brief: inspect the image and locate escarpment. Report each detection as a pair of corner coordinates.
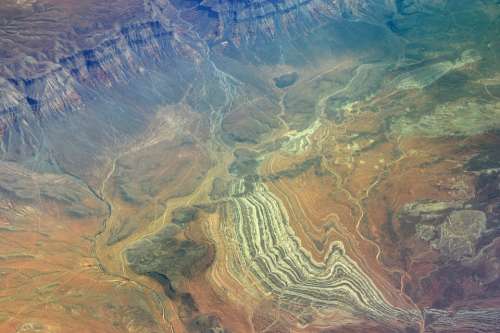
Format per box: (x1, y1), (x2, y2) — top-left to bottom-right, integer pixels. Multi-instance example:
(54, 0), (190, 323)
(178, 0), (394, 43)
(0, 0), (461, 131)
(0, 19), (177, 127)
(0, 0), (401, 132)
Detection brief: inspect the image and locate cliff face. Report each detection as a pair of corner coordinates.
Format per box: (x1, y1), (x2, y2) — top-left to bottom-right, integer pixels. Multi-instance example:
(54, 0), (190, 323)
(0, 0), (401, 130)
(177, 0), (395, 42)
(0, 1), (177, 127)
(0, 0), (467, 170)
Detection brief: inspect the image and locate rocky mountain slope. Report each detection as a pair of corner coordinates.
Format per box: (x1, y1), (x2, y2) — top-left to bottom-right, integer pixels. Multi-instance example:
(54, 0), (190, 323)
(0, 0), (399, 130)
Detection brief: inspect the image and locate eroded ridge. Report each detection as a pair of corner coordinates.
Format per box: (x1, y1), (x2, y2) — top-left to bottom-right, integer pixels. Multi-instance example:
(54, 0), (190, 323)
(424, 308), (500, 333)
(222, 178), (420, 327)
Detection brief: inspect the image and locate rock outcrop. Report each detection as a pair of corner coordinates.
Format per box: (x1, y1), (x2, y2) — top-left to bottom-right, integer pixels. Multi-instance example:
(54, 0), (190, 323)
(0, 0), (400, 132)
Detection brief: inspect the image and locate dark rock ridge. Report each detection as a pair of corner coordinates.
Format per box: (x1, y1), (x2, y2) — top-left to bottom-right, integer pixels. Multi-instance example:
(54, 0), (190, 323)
(1, 0), (455, 137)
(125, 224), (213, 291)
(0, 0), (403, 131)
(0, 18), (179, 127)
(180, 0), (395, 43)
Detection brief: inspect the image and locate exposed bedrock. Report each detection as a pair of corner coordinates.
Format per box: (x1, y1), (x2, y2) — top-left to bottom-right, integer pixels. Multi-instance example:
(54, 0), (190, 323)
(1, 0), (499, 331)
(395, 171), (500, 328)
(0, 160), (106, 220)
(399, 173), (500, 263)
(222, 178), (421, 329)
(1, 0), (495, 131)
(0, 0), (405, 175)
(0, 19), (183, 126)
(401, 202), (487, 261)
(180, 0), (395, 43)
(424, 308), (500, 333)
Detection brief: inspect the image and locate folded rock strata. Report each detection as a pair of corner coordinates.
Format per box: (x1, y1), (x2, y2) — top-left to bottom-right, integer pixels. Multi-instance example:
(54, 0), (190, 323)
(221, 178), (420, 328)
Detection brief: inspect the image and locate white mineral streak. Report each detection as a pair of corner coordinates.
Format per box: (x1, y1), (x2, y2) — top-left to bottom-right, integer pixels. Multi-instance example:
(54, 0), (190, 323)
(223, 178), (420, 325)
(394, 49), (482, 90)
(282, 118), (321, 154)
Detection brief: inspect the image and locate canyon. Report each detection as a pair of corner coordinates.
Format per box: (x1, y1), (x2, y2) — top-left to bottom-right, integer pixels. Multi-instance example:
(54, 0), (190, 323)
(1, 0), (500, 332)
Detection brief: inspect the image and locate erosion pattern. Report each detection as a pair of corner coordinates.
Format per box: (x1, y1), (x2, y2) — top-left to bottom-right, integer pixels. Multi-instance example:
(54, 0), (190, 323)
(225, 179), (419, 325)
(1, 0), (500, 332)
